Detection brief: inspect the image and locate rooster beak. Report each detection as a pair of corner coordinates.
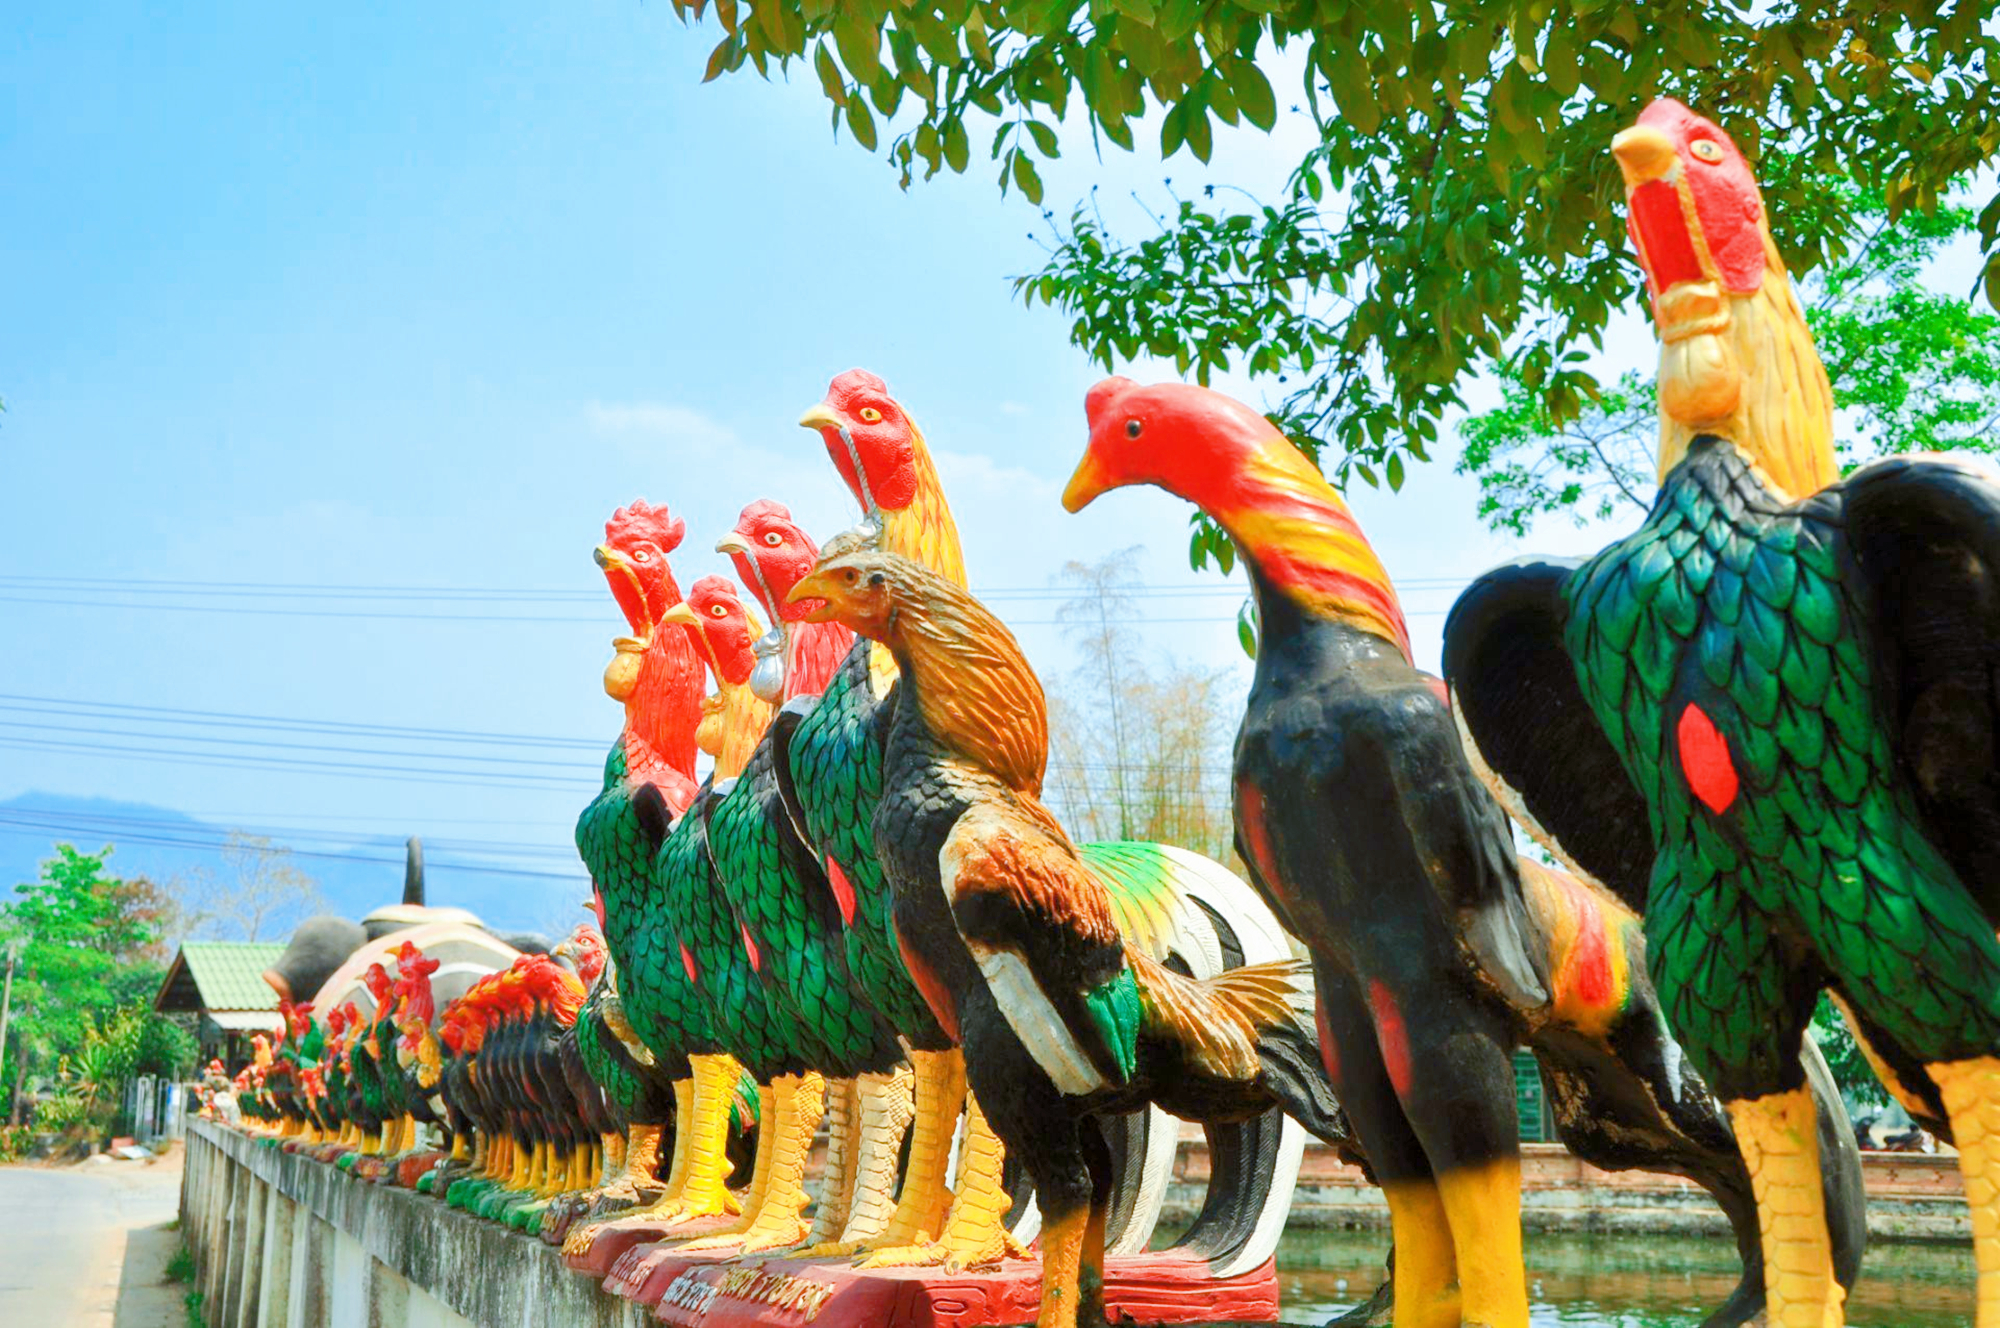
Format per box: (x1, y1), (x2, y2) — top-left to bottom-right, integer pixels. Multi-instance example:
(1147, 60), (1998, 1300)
(788, 569), (841, 621)
(798, 403), (844, 433)
(660, 602), (701, 630)
(1061, 450), (1114, 513)
(593, 544), (623, 571)
(1611, 125), (1678, 190)
(715, 531), (752, 557)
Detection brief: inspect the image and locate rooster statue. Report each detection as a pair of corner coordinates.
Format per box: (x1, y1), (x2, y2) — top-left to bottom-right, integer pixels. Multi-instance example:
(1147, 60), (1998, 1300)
(779, 371), (1328, 1282)
(1444, 97), (2000, 1328)
(569, 499), (748, 1249)
(716, 500), (934, 1252)
(789, 548), (1340, 1328)
(634, 573), (863, 1255)
(1063, 373), (1864, 1328)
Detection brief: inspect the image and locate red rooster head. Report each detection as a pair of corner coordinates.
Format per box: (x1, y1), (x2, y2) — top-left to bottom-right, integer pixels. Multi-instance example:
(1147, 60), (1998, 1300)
(553, 923), (609, 988)
(1610, 98), (1832, 497)
(717, 499), (823, 622)
(598, 499), (688, 635)
(799, 370), (920, 517)
(1062, 376), (1411, 659)
(361, 961), (394, 1009)
(664, 575), (759, 687)
(1615, 98), (1766, 311)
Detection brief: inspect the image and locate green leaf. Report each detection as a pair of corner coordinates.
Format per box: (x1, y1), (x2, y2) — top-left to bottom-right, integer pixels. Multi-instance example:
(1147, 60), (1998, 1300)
(1231, 59), (1277, 131)
(943, 117), (969, 172)
(814, 42), (848, 105)
(1236, 599), (1260, 660)
(1027, 120), (1059, 157)
(845, 98), (879, 151)
(1012, 150), (1044, 204)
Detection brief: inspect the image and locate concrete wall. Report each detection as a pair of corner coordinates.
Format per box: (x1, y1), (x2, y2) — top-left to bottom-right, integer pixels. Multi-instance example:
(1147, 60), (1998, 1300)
(180, 1122), (648, 1328)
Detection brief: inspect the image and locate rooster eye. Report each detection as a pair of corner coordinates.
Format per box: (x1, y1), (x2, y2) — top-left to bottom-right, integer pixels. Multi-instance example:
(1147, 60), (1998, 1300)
(709, 603), (726, 618)
(763, 531), (783, 547)
(1125, 419), (1143, 439)
(631, 548), (651, 562)
(869, 572), (887, 587)
(859, 406), (884, 423)
(1690, 139), (1724, 164)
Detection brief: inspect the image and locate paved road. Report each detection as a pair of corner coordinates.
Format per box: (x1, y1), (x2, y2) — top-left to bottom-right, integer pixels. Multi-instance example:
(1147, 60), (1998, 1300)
(0, 1153), (185, 1327)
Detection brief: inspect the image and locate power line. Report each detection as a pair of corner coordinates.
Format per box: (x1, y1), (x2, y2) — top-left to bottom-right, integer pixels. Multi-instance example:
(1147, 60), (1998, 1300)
(0, 694), (606, 750)
(0, 813), (583, 882)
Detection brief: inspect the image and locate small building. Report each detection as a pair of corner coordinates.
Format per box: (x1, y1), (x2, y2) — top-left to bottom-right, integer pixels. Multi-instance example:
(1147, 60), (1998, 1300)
(154, 941), (288, 1070)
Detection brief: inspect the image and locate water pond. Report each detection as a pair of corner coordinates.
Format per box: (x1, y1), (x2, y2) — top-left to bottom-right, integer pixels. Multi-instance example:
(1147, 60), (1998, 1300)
(1272, 1227), (1975, 1327)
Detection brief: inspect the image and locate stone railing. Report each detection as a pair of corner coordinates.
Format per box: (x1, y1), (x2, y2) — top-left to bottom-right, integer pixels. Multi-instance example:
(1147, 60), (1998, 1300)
(179, 1120), (641, 1328)
(182, 1120), (1970, 1328)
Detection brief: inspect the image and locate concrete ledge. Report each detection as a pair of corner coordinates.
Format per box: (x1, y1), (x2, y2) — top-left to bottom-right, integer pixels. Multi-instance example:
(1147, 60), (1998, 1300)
(181, 1121), (643, 1328)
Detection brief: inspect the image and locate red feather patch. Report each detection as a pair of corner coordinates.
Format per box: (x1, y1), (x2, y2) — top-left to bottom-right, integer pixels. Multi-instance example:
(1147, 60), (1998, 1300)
(894, 919), (959, 1043)
(679, 940), (700, 986)
(1237, 782), (1281, 887)
(739, 921), (762, 974)
(1677, 702), (1739, 814)
(824, 854), (858, 928)
(1368, 980), (1412, 1098)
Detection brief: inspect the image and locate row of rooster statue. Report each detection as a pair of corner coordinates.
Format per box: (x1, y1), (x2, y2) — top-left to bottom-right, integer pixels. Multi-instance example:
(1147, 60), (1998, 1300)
(204, 94), (2000, 1328)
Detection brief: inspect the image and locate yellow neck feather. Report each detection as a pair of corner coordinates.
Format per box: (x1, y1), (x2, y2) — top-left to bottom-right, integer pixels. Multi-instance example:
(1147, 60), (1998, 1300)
(880, 424), (967, 588)
(1657, 238), (1836, 501)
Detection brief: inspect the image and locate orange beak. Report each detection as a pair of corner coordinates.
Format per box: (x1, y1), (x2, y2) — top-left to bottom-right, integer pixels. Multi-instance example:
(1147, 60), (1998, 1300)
(787, 568), (844, 623)
(1610, 124), (1678, 191)
(1061, 448), (1115, 512)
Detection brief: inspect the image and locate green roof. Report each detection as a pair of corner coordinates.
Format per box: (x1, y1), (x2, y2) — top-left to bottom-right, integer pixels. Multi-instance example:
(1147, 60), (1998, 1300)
(154, 941), (288, 1015)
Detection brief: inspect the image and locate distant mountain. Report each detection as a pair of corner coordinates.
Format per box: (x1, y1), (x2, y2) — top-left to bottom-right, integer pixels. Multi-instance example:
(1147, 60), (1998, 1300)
(0, 791), (581, 942)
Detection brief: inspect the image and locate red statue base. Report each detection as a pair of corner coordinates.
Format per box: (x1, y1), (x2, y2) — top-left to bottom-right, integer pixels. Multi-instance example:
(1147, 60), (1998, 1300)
(596, 1248), (1278, 1328)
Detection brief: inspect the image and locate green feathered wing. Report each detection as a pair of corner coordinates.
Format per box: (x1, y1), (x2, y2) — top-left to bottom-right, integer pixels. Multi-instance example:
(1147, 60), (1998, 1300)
(1564, 440), (2000, 1098)
(660, 788), (819, 1082)
(784, 644), (950, 1046)
(705, 735), (900, 1078)
(576, 740), (714, 1074)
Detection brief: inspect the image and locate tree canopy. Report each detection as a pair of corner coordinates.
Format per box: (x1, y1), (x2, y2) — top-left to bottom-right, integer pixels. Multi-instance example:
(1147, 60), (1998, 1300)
(1458, 186), (2000, 535)
(5, 845), (194, 1131)
(670, 0), (2000, 562)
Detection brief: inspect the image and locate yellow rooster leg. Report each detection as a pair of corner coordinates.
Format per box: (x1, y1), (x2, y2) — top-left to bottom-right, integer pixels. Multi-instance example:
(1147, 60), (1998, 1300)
(1731, 1088), (1845, 1328)
(856, 1049), (965, 1257)
(802, 1079), (860, 1248)
(596, 1131), (620, 1188)
(1931, 1057), (2000, 1328)
(859, 1089), (1019, 1270)
(1381, 1177), (1461, 1328)
(572, 1065), (747, 1255)
(654, 1056), (748, 1223)
(448, 1130), (468, 1164)
(796, 1065), (917, 1258)
(1034, 1207), (1089, 1328)
(658, 1077), (698, 1200)
(1435, 1155), (1529, 1328)
(562, 1118), (671, 1258)
(680, 1073), (827, 1253)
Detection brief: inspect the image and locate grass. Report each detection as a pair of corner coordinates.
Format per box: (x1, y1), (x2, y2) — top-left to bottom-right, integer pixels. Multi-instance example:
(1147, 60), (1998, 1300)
(164, 1242), (194, 1285)
(183, 1289), (206, 1328)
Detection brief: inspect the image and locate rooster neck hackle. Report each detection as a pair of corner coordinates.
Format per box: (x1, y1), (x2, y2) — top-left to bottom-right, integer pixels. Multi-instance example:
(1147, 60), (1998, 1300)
(876, 571), (1048, 796)
(621, 625), (704, 786)
(1209, 436), (1412, 662)
(879, 422), (968, 589)
(1656, 249), (1836, 502)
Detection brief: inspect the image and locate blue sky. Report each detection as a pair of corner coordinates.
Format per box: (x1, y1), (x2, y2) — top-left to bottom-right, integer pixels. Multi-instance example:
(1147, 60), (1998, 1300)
(0, 3), (1661, 931)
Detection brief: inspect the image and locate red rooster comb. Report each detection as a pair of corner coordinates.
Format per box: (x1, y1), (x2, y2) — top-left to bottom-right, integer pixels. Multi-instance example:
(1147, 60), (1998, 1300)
(606, 499), (687, 553)
(734, 498), (794, 530)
